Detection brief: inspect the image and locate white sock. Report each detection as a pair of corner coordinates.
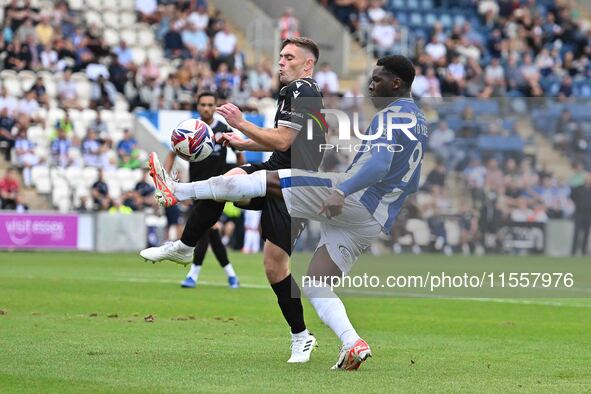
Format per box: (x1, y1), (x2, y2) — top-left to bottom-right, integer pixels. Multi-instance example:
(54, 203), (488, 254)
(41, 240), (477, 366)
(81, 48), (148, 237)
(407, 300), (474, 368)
(174, 171), (267, 202)
(305, 281), (360, 347)
(291, 329), (309, 340)
(187, 264), (201, 281)
(223, 263), (236, 278)
(174, 240), (194, 253)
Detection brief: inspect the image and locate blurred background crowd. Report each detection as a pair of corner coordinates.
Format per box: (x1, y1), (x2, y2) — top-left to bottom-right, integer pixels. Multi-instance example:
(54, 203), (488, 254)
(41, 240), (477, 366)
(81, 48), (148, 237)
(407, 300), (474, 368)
(1, 0), (590, 255)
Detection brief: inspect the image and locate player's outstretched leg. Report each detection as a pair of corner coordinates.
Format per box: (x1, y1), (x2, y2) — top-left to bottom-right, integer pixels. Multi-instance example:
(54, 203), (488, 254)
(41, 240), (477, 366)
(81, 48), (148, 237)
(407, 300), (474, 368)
(141, 153), (226, 265)
(303, 246), (372, 370)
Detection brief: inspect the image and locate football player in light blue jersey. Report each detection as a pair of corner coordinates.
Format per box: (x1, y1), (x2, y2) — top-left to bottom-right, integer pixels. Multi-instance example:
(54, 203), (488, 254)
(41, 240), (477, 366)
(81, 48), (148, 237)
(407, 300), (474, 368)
(148, 55), (427, 371)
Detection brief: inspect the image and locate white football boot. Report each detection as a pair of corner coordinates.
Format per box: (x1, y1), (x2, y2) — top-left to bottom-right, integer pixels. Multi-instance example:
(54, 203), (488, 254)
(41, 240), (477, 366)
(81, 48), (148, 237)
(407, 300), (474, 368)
(287, 332), (317, 363)
(140, 241), (193, 265)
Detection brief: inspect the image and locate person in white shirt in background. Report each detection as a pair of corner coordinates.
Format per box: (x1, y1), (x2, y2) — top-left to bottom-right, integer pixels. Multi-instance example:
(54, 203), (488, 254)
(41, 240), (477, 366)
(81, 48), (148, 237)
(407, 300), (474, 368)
(425, 35), (447, 64)
(242, 210), (262, 254)
(213, 24), (237, 57)
(315, 63), (339, 95)
(411, 65), (429, 97)
(14, 127), (40, 188)
(371, 16), (395, 58)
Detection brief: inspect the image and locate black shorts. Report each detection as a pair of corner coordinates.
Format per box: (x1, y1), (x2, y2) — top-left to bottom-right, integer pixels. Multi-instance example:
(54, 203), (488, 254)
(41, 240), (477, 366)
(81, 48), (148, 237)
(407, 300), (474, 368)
(239, 163), (304, 255)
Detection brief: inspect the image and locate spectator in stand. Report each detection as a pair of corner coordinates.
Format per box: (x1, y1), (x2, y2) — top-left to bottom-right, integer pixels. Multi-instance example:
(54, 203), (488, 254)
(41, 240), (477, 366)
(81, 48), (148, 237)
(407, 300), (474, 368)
(90, 75), (117, 110)
(558, 75), (573, 101)
(164, 21), (187, 59)
(248, 63), (272, 98)
(424, 67), (442, 98)
(4, 39), (31, 71)
(483, 57), (506, 97)
(182, 22), (209, 57)
(0, 168), (20, 209)
(570, 173), (591, 256)
(464, 158), (487, 201)
(57, 69), (81, 110)
(88, 111), (108, 140)
(0, 107), (16, 162)
(91, 168), (109, 210)
(134, 170), (155, 208)
(484, 158), (504, 193)
(50, 128), (72, 168)
(52, 110), (74, 139)
(0, 87), (18, 116)
(430, 120), (462, 169)
(29, 77), (48, 108)
(214, 63), (234, 89)
(14, 126), (39, 188)
(136, 0), (159, 24)
(18, 90), (40, 122)
(213, 24), (236, 59)
(81, 129), (103, 167)
(188, 5), (209, 31)
(40, 44), (58, 71)
(108, 197), (133, 214)
(113, 40), (133, 69)
(139, 58), (160, 83)
(315, 62), (340, 95)
(116, 129), (138, 161)
(35, 14), (54, 47)
(425, 35), (446, 65)
(278, 7), (300, 40)
(423, 159), (446, 192)
(14, 194), (29, 213)
(371, 16), (395, 58)
(411, 66), (429, 98)
(138, 76), (161, 110)
(109, 57), (129, 93)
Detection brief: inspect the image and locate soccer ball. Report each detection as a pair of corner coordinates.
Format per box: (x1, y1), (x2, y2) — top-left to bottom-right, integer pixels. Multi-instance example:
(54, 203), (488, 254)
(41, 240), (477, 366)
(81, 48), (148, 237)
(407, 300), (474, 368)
(170, 118), (214, 162)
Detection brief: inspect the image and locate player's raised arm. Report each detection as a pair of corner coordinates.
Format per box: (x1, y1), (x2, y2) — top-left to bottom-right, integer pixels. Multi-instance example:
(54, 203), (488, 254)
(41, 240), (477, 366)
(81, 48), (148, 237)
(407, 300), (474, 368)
(216, 103), (297, 152)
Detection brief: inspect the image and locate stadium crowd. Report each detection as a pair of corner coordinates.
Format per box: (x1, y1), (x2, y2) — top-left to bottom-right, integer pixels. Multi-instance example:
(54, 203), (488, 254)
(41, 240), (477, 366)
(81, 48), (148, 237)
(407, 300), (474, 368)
(0, 0), (589, 254)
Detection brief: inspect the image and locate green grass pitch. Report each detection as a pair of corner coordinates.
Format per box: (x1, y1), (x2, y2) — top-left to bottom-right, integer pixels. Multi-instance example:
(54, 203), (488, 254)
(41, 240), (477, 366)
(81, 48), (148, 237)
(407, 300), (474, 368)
(1, 251), (590, 393)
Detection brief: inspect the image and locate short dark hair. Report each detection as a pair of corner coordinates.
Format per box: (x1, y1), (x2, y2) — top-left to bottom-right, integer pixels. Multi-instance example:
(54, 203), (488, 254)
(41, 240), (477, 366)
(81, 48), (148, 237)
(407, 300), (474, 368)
(197, 91), (217, 103)
(281, 37), (320, 64)
(376, 55), (416, 90)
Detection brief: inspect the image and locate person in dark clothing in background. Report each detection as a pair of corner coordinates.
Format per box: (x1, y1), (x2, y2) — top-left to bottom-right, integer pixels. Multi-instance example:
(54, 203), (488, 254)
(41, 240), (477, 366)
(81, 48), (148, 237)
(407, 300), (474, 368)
(570, 173), (591, 256)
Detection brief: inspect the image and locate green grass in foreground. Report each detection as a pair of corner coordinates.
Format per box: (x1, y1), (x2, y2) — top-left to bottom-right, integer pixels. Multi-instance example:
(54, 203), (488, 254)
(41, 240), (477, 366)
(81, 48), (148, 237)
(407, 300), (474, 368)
(0, 252), (590, 393)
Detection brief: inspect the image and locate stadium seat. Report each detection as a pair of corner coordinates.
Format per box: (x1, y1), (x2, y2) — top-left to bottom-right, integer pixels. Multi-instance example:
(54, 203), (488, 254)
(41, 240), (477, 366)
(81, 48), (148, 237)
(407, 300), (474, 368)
(69, 0), (83, 10)
(84, 0), (103, 11)
(27, 125), (45, 142)
(83, 167), (99, 186)
(3, 75), (21, 97)
(114, 93), (130, 111)
(120, 28), (137, 46)
(131, 47), (147, 65)
(119, 0), (134, 10)
(84, 10), (103, 27)
(102, 11), (119, 28)
(18, 70), (37, 90)
(0, 69), (18, 80)
(406, 219), (431, 246)
(146, 46), (164, 65)
(410, 12), (422, 26)
(103, 28), (120, 47)
(48, 108), (66, 129)
(138, 29), (156, 48)
(119, 12), (137, 27)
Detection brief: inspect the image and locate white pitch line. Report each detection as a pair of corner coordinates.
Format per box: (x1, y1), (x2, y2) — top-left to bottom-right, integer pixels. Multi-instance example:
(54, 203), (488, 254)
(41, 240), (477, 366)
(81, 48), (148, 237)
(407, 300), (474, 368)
(2, 273), (591, 308)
